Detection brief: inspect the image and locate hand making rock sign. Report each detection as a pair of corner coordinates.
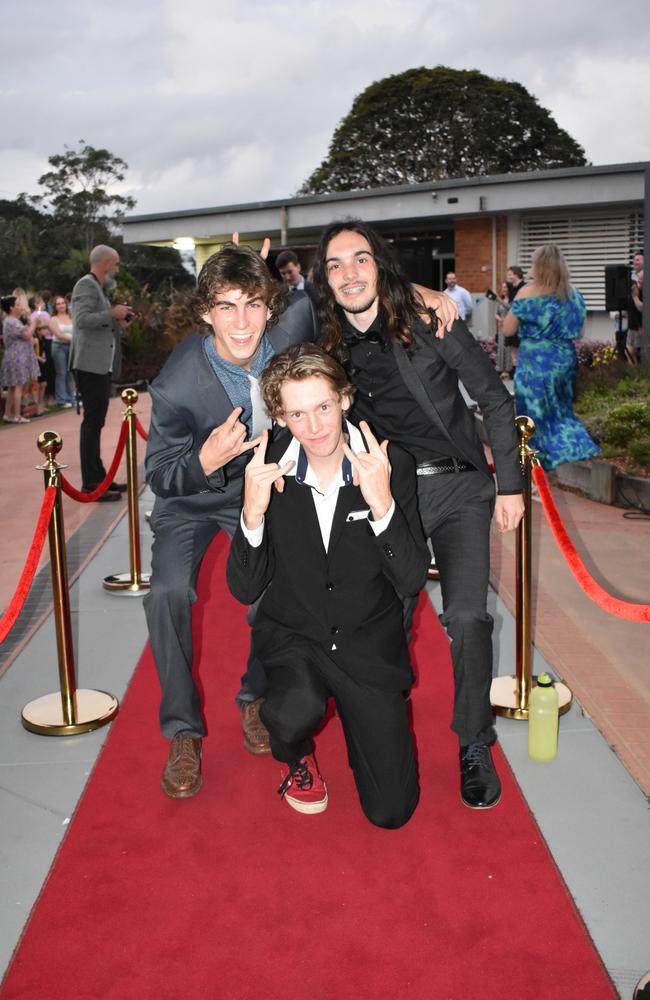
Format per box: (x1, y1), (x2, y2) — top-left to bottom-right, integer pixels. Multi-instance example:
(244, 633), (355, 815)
(342, 419), (394, 523)
(242, 428), (295, 530)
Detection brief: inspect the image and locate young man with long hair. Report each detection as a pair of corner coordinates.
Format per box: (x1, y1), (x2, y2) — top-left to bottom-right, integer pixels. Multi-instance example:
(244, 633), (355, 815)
(309, 219), (524, 810)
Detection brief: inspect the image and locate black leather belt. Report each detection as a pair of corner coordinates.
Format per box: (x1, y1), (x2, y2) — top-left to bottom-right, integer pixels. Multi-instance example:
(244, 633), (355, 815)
(416, 457), (477, 476)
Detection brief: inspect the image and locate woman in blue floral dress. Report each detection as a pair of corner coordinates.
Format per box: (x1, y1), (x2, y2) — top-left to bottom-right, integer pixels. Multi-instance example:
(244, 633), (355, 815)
(503, 244), (600, 470)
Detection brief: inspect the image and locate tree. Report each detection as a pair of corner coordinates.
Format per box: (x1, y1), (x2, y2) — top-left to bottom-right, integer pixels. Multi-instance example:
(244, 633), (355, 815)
(32, 140), (136, 253)
(301, 66), (587, 194)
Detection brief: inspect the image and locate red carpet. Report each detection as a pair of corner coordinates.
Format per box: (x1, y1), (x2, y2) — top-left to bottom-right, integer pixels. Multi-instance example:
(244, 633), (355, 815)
(1, 534), (615, 1000)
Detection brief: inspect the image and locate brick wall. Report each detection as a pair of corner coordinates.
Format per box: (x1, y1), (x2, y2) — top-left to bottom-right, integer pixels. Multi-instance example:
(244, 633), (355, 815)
(454, 217), (508, 292)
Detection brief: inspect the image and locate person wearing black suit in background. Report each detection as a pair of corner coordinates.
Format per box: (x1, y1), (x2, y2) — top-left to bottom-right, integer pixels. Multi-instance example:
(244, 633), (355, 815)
(306, 220), (525, 810)
(227, 344), (429, 826)
(276, 249), (316, 304)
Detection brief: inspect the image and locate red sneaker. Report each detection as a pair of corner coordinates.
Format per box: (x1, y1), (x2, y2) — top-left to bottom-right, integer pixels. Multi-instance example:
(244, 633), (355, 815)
(278, 755), (328, 814)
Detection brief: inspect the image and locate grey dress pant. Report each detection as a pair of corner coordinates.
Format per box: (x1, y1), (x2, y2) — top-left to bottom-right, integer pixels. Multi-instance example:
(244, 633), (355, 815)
(414, 470), (496, 747)
(144, 503), (264, 740)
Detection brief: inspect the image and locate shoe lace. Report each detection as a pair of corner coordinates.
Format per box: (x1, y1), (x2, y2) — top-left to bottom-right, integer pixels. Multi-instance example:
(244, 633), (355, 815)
(278, 759), (314, 798)
(463, 743), (490, 768)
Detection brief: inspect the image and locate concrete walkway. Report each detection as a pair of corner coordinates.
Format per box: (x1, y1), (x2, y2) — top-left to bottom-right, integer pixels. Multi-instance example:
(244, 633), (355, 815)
(0, 396), (649, 999)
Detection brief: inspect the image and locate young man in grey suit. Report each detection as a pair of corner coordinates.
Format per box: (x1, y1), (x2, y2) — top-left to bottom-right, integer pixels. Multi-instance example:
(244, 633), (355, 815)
(144, 244), (317, 799)
(70, 245), (132, 501)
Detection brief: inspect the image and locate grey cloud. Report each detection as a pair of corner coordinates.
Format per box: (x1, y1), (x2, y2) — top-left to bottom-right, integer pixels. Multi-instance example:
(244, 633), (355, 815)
(1, 0), (649, 215)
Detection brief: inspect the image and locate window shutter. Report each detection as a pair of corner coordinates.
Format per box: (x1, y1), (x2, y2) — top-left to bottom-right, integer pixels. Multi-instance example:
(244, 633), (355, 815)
(519, 213), (644, 309)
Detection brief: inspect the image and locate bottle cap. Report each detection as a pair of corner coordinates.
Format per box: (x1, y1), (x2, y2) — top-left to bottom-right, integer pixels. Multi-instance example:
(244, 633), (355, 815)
(536, 673), (554, 687)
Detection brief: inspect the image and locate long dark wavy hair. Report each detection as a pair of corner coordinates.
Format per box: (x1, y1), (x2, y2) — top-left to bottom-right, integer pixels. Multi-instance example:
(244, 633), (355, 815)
(311, 219), (439, 353)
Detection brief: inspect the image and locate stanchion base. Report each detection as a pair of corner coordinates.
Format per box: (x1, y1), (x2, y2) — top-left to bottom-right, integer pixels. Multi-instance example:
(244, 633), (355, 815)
(491, 675), (572, 720)
(103, 572), (151, 596)
(22, 689), (119, 736)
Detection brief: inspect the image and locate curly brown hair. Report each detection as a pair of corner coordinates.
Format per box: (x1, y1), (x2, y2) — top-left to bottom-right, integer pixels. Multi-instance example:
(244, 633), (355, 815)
(194, 243), (288, 327)
(260, 343), (355, 419)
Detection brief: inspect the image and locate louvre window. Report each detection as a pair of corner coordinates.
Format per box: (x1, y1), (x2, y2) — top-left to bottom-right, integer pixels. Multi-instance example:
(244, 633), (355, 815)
(519, 213), (644, 310)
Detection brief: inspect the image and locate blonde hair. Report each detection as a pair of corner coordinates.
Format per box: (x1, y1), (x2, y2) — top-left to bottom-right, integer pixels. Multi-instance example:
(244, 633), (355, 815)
(529, 244), (572, 301)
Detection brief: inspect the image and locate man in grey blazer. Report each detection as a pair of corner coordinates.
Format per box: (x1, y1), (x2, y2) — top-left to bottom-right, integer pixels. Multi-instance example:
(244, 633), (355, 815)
(144, 244), (317, 799)
(70, 245), (132, 500)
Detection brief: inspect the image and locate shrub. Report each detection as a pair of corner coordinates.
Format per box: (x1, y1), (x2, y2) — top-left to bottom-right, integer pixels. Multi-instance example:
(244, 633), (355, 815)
(575, 366), (650, 413)
(580, 413), (607, 443)
(575, 339), (614, 368)
(629, 438), (650, 467)
(602, 401), (650, 446)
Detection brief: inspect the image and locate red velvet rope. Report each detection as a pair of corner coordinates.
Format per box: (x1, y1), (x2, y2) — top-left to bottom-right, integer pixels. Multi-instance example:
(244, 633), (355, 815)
(60, 421), (128, 502)
(0, 486), (56, 644)
(135, 418), (148, 442)
(532, 464), (650, 622)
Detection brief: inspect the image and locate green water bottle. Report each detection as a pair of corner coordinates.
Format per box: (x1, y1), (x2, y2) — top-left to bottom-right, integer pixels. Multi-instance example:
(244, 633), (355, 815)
(528, 673), (559, 761)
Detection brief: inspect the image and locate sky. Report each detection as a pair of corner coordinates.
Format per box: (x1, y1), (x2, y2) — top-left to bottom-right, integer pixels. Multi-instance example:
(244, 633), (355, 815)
(1, 0), (649, 218)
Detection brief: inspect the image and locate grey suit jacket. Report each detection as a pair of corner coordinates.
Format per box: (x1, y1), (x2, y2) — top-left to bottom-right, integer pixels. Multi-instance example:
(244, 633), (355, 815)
(69, 273), (122, 377)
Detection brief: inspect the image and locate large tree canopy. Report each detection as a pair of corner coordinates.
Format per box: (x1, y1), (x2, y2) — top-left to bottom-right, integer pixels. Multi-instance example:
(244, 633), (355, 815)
(301, 66), (587, 194)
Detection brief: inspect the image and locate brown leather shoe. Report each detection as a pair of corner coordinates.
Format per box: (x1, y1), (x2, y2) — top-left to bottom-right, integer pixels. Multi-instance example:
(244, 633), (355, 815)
(241, 699), (271, 755)
(161, 732), (202, 798)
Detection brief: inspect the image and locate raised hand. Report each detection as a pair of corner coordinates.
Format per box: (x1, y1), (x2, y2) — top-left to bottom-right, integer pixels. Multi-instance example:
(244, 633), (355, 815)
(231, 231), (271, 260)
(342, 420), (393, 521)
(199, 407), (260, 476)
(242, 429), (295, 529)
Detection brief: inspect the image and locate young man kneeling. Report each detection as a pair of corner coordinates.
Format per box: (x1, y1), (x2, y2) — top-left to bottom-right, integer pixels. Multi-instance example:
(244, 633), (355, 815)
(226, 344), (429, 828)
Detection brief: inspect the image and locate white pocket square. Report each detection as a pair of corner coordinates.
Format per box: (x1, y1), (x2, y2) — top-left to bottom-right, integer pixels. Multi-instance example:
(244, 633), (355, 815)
(346, 509), (370, 522)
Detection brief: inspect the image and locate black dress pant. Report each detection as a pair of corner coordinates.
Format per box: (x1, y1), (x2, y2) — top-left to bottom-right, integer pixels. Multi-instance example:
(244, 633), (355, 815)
(74, 370), (112, 490)
(414, 470), (496, 748)
(260, 643), (419, 830)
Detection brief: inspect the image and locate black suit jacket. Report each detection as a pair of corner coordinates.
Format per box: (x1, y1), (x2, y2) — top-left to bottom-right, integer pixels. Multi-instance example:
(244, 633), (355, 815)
(145, 298), (317, 520)
(226, 438), (429, 691)
(391, 318), (523, 493)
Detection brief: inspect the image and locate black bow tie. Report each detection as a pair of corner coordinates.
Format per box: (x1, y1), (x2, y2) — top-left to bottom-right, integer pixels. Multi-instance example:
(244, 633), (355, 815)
(344, 325), (384, 347)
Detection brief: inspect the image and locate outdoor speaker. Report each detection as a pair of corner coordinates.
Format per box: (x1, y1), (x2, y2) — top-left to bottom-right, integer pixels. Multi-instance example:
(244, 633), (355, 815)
(605, 265), (630, 312)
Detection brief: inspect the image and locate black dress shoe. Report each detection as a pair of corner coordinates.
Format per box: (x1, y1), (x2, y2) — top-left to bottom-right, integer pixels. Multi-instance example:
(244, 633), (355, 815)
(83, 487), (122, 502)
(459, 742), (501, 809)
(110, 481), (127, 492)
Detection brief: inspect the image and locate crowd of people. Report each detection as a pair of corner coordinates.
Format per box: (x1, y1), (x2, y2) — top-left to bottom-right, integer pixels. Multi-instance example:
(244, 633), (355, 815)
(0, 288), (76, 424)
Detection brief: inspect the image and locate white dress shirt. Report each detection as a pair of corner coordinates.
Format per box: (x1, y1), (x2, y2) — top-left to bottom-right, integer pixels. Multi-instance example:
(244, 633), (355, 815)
(444, 283), (473, 321)
(240, 421), (395, 550)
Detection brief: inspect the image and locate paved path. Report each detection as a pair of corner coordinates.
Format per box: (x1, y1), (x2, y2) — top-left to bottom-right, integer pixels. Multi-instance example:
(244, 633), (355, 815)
(1, 394), (649, 997)
(490, 483), (650, 796)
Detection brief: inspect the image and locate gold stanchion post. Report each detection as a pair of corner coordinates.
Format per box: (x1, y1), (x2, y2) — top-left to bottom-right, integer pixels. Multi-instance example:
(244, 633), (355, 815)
(22, 431), (119, 735)
(490, 415), (572, 719)
(103, 388), (151, 596)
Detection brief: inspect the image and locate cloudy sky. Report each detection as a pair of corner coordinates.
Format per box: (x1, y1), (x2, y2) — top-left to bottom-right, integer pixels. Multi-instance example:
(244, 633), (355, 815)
(2, 0), (649, 218)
